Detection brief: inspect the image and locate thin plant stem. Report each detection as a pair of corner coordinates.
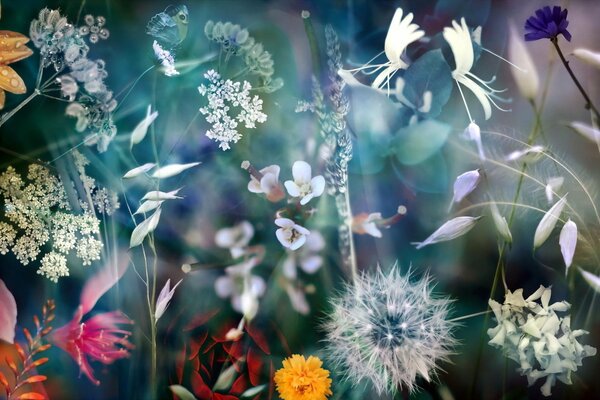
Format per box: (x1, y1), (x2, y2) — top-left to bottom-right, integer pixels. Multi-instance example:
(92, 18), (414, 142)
(551, 38), (600, 121)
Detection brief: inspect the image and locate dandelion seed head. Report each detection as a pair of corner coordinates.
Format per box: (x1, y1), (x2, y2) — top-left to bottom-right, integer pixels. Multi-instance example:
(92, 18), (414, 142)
(323, 267), (456, 394)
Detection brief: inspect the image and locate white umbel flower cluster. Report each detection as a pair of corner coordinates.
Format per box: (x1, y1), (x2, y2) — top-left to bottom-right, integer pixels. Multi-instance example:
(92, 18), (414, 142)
(0, 155), (117, 282)
(198, 69), (267, 150)
(488, 286), (596, 397)
(323, 268), (455, 394)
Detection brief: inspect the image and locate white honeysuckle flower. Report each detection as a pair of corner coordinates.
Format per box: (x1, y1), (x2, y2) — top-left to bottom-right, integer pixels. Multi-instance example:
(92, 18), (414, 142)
(559, 219), (577, 273)
(214, 257), (266, 318)
(275, 218), (310, 250)
(215, 221), (254, 258)
(443, 18), (507, 120)
(352, 212), (383, 238)
(545, 177), (564, 204)
(339, 8), (424, 92)
(488, 286), (596, 397)
(451, 169), (480, 204)
(284, 161), (325, 205)
(464, 122), (486, 160)
(371, 8), (425, 90)
(573, 48), (600, 69)
(247, 164), (285, 202)
(508, 23), (539, 100)
(282, 231), (325, 280)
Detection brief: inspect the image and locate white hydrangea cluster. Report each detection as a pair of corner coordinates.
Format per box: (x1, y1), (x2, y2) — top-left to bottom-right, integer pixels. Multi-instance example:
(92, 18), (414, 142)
(488, 286), (596, 397)
(198, 69), (267, 150)
(0, 154), (118, 282)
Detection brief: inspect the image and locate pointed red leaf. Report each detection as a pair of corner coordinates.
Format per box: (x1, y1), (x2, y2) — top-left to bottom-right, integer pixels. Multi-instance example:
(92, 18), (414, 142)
(190, 370), (212, 399)
(245, 324), (270, 355)
(247, 347), (263, 387)
(183, 309), (220, 332)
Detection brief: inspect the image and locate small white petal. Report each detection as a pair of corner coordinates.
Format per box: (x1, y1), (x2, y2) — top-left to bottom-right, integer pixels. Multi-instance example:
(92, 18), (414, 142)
(452, 169), (480, 204)
(506, 145), (545, 164)
(533, 195), (568, 249)
(141, 188), (182, 201)
(508, 23), (539, 100)
(413, 216), (481, 249)
(215, 276), (234, 298)
(559, 219), (577, 273)
(134, 200), (163, 215)
(580, 269), (600, 293)
(569, 121), (600, 144)
(284, 181), (301, 197)
(130, 208), (162, 248)
(310, 175), (326, 197)
(292, 161), (312, 183)
(123, 163), (156, 179)
(152, 162), (201, 179)
(545, 177), (564, 204)
(490, 202), (512, 243)
(130, 105), (158, 147)
(573, 48), (600, 69)
(464, 122), (486, 160)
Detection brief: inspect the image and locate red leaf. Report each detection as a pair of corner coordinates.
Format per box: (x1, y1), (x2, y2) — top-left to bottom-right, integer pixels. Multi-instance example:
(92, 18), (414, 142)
(184, 309), (220, 332)
(0, 371), (9, 388)
(230, 374), (248, 395)
(189, 332), (208, 361)
(246, 347), (263, 387)
(190, 370), (213, 399)
(245, 324), (270, 355)
(5, 356), (17, 375)
(14, 343), (26, 362)
(213, 394), (238, 400)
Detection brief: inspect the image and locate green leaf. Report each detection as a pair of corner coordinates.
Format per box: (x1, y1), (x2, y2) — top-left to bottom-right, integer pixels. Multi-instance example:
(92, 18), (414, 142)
(169, 385), (197, 400)
(242, 385), (267, 398)
(394, 119), (451, 166)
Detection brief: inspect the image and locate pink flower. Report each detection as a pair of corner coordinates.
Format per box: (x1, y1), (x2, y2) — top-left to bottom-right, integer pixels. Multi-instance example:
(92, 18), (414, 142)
(49, 252), (133, 385)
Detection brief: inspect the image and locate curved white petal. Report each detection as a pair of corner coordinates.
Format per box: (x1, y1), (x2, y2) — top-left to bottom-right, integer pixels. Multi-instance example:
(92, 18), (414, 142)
(457, 76), (492, 120)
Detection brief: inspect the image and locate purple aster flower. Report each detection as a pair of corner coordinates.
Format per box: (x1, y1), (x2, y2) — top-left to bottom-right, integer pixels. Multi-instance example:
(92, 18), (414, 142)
(524, 6), (571, 42)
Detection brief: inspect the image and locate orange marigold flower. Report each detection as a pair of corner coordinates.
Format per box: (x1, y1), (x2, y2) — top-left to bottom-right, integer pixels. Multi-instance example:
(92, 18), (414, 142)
(0, 30), (32, 109)
(274, 354), (332, 400)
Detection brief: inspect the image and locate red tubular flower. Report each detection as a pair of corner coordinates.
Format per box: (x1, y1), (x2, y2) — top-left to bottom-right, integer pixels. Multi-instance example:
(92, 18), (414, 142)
(49, 252), (133, 385)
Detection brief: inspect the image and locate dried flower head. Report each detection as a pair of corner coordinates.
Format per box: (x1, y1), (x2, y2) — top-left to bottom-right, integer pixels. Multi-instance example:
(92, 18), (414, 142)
(323, 267), (455, 394)
(274, 354), (333, 400)
(488, 286), (596, 396)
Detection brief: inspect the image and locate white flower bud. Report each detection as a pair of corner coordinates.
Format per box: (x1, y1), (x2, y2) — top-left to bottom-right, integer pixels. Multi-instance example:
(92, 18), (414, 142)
(559, 219), (577, 274)
(508, 24), (539, 100)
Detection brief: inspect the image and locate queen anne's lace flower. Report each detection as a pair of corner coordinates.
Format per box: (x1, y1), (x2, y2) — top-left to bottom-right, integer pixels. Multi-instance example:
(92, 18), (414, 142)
(324, 268), (455, 394)
(198, 69), (267, 150)
(0, 154), (118, 282)
(488, 286), (596, 397)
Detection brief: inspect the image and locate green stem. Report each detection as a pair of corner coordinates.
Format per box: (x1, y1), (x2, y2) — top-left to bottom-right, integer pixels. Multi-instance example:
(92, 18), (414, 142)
(301, 10), (321, 77)
(0, 89), (40, 128)
(551, 38), (600, 122)
(469, 101), (544, 399)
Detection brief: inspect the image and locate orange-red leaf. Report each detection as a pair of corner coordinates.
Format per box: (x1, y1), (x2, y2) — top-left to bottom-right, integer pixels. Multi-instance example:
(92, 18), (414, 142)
(32, 344), (51, 355)
(0, 371), (9, 388)
(15, 343), (26, 362)
(23, 375), (47, 384)
(32, 316), (40, 330)
(16, 392), (46, 399)
(31, 357), (48, 368)
(22, 328), (33, 347)
(40, 327), (52, 336)
(6, 356), (18, 375)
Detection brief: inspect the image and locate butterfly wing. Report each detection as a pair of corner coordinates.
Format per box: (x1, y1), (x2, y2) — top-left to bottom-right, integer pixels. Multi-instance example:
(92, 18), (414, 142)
(0, 31), (33, 64)
(0, 65), (26, 95)
(146, 11), (180, 48)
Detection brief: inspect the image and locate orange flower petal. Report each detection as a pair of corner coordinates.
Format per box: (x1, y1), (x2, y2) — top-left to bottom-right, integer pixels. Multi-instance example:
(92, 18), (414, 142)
(0, 65), (26, 94)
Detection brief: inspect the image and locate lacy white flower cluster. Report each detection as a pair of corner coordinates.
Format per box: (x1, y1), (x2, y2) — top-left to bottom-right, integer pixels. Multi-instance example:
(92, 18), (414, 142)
(0, 154), (118, 282)
(488, 286), (597, 397)
(204, 21), (283, 93)
(198, 69), (267, 150)
(30, 8), (117, 152)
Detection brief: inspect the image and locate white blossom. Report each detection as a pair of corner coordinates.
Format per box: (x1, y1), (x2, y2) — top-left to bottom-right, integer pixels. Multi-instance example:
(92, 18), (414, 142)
(488, 286), (596, 397)
(284, 161), (325, 205)
(155, 279), (182, 322)
(282, 231), (325, 280)
(246, 164), (285, 202)
(443, 18), (507, 120)
(275, 218), (310, 250)
(214, 257), (265, 319)
(198, 69), (267, 150)
(215, 221), (254, 258)
(153, 40), (179, 76)
(559, 219), (577, 274)
(534, 195), (567, 249)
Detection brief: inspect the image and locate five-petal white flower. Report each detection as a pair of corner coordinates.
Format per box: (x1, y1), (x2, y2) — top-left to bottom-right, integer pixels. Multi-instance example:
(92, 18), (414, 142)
(284, 161), (325, 205)
(247, 164), (285, 202)
(275, 218), (310, 250)
(215, 221), (254, 258)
